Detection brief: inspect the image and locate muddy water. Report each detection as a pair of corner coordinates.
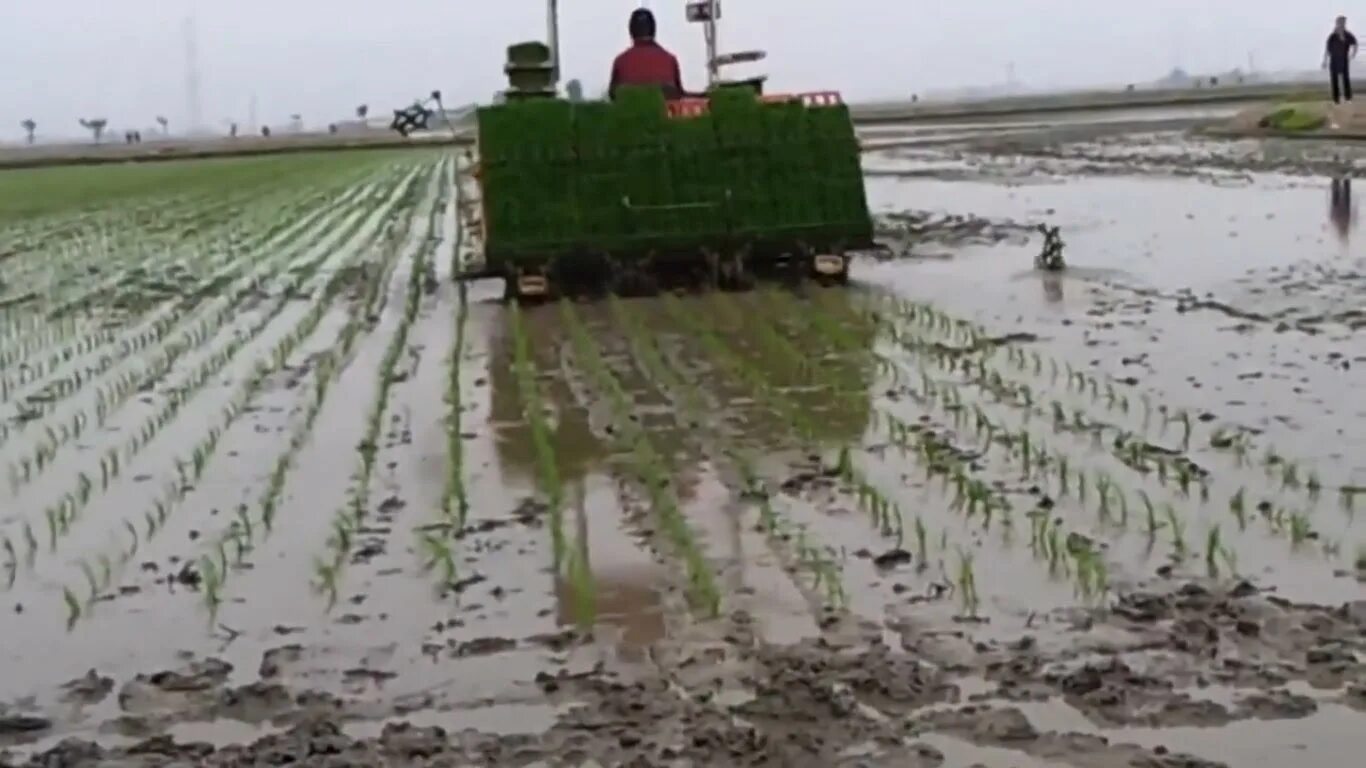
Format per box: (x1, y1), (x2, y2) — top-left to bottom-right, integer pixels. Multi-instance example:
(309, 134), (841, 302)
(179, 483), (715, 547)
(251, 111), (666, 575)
(7, 129), (1366, 767)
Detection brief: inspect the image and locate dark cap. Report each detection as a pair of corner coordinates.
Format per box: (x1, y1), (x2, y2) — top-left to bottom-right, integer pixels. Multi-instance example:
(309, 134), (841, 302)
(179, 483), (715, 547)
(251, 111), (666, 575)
(629, 8), (656, 40)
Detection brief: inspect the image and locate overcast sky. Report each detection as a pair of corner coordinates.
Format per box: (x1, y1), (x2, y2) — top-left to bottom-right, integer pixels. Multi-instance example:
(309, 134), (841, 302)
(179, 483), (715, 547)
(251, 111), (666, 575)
(0, 1), (1355, 138)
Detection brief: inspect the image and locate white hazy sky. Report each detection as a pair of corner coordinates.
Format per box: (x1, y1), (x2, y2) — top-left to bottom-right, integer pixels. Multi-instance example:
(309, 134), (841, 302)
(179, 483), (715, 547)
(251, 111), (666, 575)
(0, 1), (1354, 138)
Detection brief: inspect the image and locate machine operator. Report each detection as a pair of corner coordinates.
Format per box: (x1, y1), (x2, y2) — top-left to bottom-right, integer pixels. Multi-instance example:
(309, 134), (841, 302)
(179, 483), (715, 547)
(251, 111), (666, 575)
(609, 8), (686, 100)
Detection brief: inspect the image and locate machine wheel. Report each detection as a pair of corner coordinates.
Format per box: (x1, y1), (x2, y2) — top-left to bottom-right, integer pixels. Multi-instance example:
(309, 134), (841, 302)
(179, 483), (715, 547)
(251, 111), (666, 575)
(505, 270), (552, 303)
(811, 254), (849, 286)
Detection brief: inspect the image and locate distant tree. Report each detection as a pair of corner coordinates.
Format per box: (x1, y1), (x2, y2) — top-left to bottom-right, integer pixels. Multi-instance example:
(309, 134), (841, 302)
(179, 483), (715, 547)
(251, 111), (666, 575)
(156, 115), (169, 135)
(356, 104), (368, 120)
(261, 125), (271, 137)
(566, 79), (584, 101)
(78, 118), (108, 144)
(20, 119), (35, 144)
(229, 122), (238, 138)
(328, 123), (338, 134)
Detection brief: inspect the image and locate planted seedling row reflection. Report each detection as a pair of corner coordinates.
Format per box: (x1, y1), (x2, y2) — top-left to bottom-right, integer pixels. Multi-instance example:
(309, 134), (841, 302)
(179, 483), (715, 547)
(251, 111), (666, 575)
(673, 292), (1006, 615)
(607, 295), (848, 612)
(561, 299), (717, 620)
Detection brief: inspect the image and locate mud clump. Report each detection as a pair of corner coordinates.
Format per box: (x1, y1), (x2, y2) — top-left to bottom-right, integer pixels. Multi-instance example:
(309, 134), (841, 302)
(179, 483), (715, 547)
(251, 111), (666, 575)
(60, 671), (113, 706)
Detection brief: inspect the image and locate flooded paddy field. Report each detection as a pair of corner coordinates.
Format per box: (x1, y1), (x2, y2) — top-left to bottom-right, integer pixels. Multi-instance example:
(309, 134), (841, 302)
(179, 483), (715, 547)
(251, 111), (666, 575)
(1, 115), (1364, 767)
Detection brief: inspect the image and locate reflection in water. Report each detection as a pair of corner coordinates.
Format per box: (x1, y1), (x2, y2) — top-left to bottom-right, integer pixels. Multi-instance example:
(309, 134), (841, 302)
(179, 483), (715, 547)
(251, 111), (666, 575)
(555, 497), (665, 659)
(487, 289), (879, 489)
(1329, 176), (1356, 242)
(1042, 273), (1064, 304)
(489, 288), (880, 654)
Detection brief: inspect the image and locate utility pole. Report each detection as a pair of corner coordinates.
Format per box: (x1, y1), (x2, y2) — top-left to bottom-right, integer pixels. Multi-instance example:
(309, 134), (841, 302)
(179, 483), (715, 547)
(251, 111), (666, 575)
(183, 15), (202, 135)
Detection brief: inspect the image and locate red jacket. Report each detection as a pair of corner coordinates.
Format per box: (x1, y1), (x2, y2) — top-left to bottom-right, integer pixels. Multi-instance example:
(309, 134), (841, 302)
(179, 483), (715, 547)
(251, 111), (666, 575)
(609, 40), (684, 100)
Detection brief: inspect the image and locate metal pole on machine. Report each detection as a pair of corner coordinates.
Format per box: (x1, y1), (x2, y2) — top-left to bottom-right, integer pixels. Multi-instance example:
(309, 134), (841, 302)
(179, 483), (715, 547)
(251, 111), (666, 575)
(705, 0), (719, 87)
(686, 1), (721, 88)
(547, 0), (561, 85)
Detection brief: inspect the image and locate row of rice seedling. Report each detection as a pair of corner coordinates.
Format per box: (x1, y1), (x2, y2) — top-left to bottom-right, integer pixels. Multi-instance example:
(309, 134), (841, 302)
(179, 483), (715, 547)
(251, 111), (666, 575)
(309, 163), (445, 609)
(2, 174), (418, 577)
(733, 289), (1122, 609)
(874, 293), (1348, 517)
(421, 259), (471, 595)
(0, 189), (255, 324)
(812, 292), (1295, 590)
(669, 292), (1005, 617)
(54, 163), (437, 624)
(2, 164), (427, 603)
(508, 303), (567, 567)
(851, 293), (1341, 571)
(0, 179), (381, 470)
(0, 182), (341, 378)
(0, 180), (374, 436)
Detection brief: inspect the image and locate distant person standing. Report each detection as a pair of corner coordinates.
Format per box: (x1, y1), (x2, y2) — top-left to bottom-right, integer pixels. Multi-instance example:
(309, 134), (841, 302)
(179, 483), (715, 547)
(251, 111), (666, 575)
(1324, 16), (1358, 103)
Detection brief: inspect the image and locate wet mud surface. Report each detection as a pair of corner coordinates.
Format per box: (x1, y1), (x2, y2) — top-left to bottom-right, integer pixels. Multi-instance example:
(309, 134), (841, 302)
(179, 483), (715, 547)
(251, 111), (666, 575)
(3, 110), (1365, 767)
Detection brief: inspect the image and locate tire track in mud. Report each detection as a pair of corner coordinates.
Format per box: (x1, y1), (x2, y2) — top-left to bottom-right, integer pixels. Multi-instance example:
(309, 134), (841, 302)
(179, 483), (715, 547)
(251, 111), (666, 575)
(235, 162), (565, 709)
(303, 195), (594, 722)
(0, 164), (434, 707)
(207, 166), (439, 608)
